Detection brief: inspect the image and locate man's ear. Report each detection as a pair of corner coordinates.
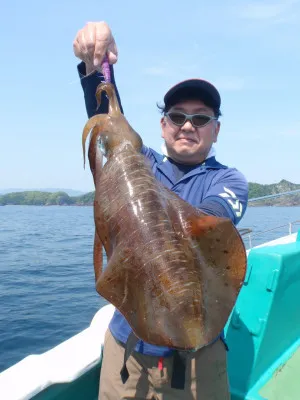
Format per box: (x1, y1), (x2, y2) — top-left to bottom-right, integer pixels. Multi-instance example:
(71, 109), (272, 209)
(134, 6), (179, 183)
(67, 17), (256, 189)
(213, 121), (221, 143)
(160, 116), (166, 138)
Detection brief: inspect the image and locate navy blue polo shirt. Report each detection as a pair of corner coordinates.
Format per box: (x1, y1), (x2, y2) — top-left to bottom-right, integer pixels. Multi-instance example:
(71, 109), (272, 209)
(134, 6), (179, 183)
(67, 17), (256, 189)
(78, 62), (249, 356)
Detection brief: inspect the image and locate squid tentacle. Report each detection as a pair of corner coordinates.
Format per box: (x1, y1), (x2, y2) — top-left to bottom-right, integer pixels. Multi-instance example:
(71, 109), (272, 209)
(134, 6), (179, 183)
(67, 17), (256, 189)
(96, 83), (121, 116)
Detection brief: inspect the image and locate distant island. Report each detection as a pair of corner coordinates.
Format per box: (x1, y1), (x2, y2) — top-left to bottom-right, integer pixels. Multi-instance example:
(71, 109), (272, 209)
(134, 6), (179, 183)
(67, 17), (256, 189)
(247, 179), (300, 206)
(0, 180), (300, 206)
(0, 188), (85, 197)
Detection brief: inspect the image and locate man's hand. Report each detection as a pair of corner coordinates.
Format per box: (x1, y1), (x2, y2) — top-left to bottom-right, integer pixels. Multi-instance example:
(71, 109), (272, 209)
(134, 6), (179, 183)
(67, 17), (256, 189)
(73, 21), (118, 75)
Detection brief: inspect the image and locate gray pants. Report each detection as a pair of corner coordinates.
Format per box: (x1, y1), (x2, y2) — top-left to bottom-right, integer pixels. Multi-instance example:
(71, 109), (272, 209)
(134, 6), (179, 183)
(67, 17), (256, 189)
(99, 329), (230, 399)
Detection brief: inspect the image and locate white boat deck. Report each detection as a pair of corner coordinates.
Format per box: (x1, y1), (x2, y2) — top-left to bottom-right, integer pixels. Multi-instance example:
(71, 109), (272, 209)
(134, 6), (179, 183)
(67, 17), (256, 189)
(0, 305), (115, 400)
(246, 232), (298, 254)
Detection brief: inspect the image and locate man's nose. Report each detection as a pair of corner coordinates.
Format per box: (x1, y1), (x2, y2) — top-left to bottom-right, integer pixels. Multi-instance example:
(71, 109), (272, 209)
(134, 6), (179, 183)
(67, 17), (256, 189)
(181, 120), (195, 131)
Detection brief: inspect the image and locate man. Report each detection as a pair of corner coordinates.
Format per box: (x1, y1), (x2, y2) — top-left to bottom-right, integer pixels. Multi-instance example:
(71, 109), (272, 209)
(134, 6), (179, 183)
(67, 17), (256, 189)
(74, 22), (248, 400)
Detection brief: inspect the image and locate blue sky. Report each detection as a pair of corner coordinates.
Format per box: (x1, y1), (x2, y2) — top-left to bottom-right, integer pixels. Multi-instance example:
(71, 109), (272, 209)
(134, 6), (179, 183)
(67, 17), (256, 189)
(1, 0), (299, 192)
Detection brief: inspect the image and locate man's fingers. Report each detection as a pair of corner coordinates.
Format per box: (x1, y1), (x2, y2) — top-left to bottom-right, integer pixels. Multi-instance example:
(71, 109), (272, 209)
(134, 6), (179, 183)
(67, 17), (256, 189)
(74, 30), (91, 58)
(73, 21), (118, 69)
(93, 23), (118, 66)
(73, 30), (84, 58)
(93, 37), (109, 66)
(107, 41), (118, 65)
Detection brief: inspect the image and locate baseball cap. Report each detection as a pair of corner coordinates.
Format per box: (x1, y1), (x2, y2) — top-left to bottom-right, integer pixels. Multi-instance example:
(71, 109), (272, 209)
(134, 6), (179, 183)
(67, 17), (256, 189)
(163, 79), (221, 111)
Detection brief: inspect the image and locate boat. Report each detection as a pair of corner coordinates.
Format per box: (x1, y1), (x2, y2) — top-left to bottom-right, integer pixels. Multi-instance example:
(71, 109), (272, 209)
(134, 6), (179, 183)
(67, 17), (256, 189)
(0, 191), (299, 400)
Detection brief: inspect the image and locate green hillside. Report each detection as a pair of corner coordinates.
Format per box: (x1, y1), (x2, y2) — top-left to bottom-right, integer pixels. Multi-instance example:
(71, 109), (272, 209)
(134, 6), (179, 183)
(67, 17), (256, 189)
(1, 179), (300, 206)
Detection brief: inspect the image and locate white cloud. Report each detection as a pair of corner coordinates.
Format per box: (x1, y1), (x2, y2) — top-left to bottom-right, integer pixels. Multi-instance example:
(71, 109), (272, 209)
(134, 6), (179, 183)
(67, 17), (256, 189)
(275, 128), (300, 137)
(238, 0), (299, 20)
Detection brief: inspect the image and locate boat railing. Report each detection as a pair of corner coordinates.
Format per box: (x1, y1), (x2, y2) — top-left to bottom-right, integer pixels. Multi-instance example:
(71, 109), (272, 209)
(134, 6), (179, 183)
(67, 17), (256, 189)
(239, 220), (300, 249)
(238, 188), (300, 248)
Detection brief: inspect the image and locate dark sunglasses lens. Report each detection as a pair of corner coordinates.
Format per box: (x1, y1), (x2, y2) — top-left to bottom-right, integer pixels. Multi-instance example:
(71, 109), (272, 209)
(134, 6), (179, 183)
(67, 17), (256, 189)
(168, 113), (186, 125)
(192, 115), (211, 127)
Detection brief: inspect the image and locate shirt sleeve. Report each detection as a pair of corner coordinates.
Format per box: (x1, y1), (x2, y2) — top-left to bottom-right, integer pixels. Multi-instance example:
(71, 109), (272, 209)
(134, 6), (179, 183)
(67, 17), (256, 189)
(199, 169), (249, 225)
(77, 62), (124, 118)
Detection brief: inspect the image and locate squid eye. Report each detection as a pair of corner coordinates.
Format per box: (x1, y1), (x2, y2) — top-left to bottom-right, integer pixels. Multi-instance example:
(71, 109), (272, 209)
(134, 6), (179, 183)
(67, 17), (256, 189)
(97, 136), (107, 156)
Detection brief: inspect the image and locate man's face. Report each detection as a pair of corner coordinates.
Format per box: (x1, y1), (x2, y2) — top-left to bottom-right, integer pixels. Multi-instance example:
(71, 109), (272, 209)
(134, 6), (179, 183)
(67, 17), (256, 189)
(161, 99), (220, 165)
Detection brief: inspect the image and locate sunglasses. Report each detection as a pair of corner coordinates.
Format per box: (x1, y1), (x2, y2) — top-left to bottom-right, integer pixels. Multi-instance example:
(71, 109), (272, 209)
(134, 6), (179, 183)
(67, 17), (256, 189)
(165, 112), (217, 128)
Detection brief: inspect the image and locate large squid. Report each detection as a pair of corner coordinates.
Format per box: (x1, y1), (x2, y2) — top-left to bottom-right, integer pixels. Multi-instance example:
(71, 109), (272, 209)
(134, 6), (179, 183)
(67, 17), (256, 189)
(82, 82), (247, 351)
